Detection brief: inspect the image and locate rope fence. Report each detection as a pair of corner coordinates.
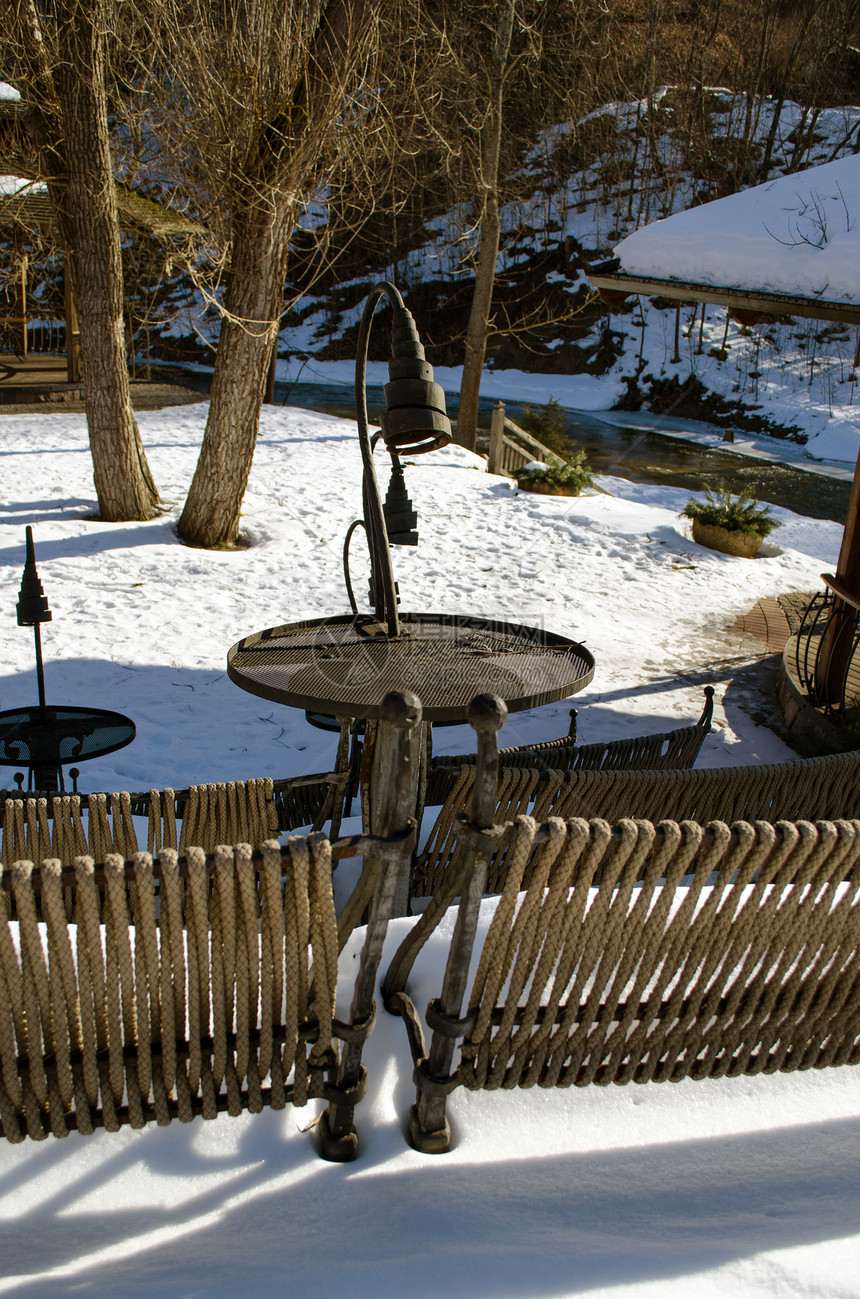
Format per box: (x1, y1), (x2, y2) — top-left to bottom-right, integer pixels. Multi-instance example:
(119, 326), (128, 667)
(384, 697), (860, 1153)
(462, 815), (860, 1090)
(4, 691), (860, 1159)
(0, 838), (342, 1142)
(387, 810), (860, 1152)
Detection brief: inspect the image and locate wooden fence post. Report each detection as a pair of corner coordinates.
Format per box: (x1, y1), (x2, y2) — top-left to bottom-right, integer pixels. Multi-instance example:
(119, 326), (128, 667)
(488, 401), (505, 474)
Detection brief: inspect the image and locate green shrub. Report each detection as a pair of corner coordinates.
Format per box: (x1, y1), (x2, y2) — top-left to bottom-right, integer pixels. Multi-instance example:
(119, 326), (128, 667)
(515, 448), (594, 495)
(516, 396), (570, 456)
(681, 483), (781, 539)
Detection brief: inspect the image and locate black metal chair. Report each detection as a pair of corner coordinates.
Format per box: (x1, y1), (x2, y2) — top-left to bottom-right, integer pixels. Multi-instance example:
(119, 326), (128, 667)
(424, 687), (715, 805)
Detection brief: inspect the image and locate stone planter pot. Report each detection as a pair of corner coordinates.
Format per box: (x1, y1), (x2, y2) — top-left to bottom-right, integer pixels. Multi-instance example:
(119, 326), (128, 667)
(692, 519), (763, 557)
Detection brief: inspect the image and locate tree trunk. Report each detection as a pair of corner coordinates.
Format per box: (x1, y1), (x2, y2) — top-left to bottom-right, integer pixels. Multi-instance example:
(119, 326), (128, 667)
(177, 196), (292, 548)
(174, 0), (381, 548)
(50, 1), (160, 521)
(457, 185), (501, 451)
(456, 2), (514, 452)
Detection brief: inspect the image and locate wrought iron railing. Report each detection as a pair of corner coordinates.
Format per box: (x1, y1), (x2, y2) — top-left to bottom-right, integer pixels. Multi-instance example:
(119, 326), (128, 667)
(794, 575), (860, 723)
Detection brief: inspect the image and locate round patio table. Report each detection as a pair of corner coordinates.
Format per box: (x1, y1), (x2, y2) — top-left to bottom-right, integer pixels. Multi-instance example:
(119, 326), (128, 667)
(0, 705), (136, 793)
(228, 610), (595, 842)
(227, 611), (595, 724)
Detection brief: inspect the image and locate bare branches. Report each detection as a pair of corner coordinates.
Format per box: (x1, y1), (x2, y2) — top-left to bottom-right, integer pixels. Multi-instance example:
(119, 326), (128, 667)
(764, 181), (856, 251)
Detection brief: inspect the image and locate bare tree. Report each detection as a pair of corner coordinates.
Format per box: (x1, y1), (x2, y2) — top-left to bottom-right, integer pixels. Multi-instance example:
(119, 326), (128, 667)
(455, 2), (516, 452)
(138, 0), (383, 549)
(420, 0), (615, 451)
(7, 0), (161, 521)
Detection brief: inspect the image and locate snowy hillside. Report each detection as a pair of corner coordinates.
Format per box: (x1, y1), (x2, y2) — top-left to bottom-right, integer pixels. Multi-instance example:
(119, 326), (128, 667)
(270, 92), (860, 453)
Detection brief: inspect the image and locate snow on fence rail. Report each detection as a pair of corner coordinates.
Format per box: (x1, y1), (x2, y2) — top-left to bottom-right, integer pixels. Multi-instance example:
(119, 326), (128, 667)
(486, 401), (566, 477)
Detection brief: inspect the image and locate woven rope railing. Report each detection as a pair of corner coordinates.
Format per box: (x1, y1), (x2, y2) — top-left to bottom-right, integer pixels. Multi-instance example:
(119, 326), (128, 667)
(383, 692), (860, 1152)
(425, 687), (714, 808)
(0, 692), (423, 1160)
(413, 742), (860, 899)
(0, 837), (340, 1142)
(0, 767), (354, 877)
(0, 819), (417, 1153)
(385, 811), (860, 1152)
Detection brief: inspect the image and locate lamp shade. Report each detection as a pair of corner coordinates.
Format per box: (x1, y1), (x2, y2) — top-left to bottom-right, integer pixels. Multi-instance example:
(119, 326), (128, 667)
(380, 306), (452, 455)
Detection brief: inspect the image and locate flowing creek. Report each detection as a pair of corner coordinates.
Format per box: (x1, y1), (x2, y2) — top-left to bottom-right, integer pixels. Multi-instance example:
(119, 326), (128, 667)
(165, 369), (852, 524)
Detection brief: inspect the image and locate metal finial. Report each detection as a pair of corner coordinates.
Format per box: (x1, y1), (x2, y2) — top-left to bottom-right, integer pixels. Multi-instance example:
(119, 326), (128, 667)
(17, 526), (52, 627)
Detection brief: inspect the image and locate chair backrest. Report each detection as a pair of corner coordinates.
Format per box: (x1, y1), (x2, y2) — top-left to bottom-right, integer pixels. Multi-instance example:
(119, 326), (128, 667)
(424, 687), (714, 806)
(413, 741), (860, 898)
(385, 694), (860, 1152)
(0, 838), (338, 1141)
(0, 769), (351, 870)
(0, 691), (422, 1160)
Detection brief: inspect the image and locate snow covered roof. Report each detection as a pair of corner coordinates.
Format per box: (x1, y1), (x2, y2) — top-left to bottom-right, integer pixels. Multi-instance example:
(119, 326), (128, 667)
(0, 174), (45, 198)
(590, 154), (860, 324)
(0, 173), (205, 237)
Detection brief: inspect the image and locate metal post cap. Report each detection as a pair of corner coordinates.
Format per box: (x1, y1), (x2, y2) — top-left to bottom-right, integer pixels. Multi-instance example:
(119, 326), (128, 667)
(467, 693), (508, 733)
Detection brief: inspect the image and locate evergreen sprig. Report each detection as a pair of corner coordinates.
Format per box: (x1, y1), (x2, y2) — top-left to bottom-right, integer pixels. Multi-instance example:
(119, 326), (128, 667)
(515, 448), (593, 495)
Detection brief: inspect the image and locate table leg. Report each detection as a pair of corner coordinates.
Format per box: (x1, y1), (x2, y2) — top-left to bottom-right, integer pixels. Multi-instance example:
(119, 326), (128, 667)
(319, 691), (422, 1160)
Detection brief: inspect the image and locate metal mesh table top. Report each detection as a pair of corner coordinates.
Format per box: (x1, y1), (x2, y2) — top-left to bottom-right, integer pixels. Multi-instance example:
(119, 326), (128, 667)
(227, 612), (595, 723)
(0, 706), (136, 767)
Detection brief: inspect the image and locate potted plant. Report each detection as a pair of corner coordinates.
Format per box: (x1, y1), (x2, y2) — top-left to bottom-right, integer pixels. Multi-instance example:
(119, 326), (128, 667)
(515, 449), (594, 498)
(681, 483), (781, 557)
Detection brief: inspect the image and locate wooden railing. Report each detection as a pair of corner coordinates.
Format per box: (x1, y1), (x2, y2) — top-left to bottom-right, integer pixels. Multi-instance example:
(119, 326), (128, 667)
(486, 401), (566, 477)
(0, 311), (67, 357)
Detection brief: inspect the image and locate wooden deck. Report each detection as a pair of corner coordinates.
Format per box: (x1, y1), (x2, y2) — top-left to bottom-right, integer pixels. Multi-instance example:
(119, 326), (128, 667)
(734, 595), (793, 652)
(0, 354), (205, 413)
(0, 353), (82, 404)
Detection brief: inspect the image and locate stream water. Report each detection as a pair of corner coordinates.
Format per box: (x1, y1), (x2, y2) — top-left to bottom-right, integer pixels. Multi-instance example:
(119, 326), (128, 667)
(164, 368), (852, 525)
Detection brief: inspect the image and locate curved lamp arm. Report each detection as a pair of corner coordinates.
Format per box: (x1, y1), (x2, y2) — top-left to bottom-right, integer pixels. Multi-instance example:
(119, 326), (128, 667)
(354, 281), (452, 638)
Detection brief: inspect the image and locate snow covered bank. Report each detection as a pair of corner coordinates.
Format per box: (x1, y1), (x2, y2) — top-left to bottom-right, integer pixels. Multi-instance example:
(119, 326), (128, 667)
(0, 402), (856, 1298)
(0, 402), (842, 792)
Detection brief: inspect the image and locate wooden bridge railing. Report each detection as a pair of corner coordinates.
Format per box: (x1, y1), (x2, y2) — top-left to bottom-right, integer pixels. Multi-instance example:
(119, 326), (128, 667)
(486, 401), (566, 478)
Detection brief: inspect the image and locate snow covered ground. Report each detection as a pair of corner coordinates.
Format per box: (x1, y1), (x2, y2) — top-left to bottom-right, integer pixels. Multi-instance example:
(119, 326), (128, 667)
(0, 399), (857, 1297)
